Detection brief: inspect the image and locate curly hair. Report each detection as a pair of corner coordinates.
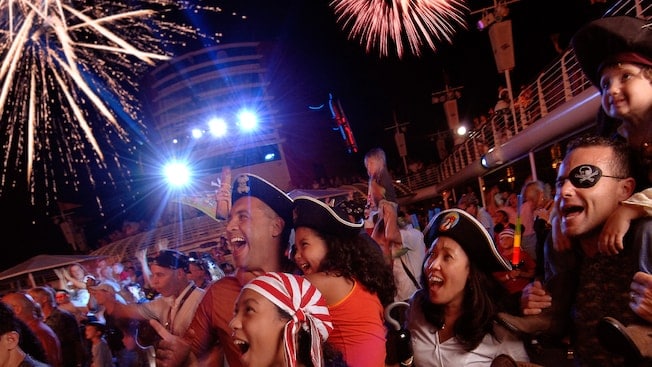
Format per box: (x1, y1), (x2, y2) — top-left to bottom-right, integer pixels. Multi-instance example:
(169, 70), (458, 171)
(315, 231), (396, 307)
(416, 260), (508, 352)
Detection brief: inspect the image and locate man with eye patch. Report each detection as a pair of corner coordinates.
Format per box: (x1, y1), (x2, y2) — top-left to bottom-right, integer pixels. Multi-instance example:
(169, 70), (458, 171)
(498, 135), (652, 366)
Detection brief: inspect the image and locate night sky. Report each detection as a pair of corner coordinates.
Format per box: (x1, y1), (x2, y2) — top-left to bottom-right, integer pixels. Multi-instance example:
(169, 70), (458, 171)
(0, 0), (615, 272)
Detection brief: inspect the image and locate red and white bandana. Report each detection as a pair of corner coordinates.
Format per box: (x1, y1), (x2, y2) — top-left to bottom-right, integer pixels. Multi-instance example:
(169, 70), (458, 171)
(244, 272), (333, 367)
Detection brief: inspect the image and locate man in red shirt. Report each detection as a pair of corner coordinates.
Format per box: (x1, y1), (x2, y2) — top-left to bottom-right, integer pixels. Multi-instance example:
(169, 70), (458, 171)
(152, 173), (295, 367)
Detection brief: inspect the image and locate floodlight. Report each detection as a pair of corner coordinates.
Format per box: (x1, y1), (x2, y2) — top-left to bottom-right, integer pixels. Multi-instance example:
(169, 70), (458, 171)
(237, 110), (258, 131)
(163, 161), (192, 188)
(208, 118), (228, 137)
(480, 155), (490, 169)
(477, 12), (496, 30)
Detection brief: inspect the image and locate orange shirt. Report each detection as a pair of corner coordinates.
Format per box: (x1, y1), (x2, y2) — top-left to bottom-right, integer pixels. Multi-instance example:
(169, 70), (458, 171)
(186, 276), (242, 367)
(327, 282), (386, 367)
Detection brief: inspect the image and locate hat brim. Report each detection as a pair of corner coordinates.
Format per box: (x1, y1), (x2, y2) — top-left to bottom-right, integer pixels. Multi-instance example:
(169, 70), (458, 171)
(429, 209), (511, 272)
(147, 250), (189, 270)
(572, 16), (652, 87)
(293, 196), (363, 237)
(232, 173), (293, 229)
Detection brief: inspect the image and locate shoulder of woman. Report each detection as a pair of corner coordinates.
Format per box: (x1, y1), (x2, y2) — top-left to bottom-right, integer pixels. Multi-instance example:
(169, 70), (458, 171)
(304, 274), (353, 301)
(491, 320), (522, 341)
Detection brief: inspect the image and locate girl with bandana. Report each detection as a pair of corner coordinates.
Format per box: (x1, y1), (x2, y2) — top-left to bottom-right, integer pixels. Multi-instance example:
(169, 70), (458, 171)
(229, 272), (346, 367)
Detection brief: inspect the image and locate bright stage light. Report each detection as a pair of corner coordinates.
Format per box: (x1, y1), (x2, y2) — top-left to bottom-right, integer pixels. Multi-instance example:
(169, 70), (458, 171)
(191, 128), (203, 139)
(163, 161), (192, 188)
(208, 118), (228, 137)
(238, 110), (258, 132)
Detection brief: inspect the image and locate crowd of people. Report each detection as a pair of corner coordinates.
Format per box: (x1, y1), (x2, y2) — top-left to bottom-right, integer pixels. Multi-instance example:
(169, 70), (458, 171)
(2, 15), (652, 367)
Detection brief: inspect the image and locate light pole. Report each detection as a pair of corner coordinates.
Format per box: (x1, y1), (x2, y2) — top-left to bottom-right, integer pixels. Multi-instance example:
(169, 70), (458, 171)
(384, 112), (410, 183)
(473, 0), (520, 133)
(431, 85), (464, 145)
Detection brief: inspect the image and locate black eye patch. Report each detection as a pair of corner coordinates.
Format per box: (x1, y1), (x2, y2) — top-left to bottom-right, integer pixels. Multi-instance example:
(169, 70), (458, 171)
(556, 164), (624, 189)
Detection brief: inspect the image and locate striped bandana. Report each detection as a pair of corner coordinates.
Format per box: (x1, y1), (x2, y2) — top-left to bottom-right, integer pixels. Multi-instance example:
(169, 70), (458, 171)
(243, 272), (333, 367)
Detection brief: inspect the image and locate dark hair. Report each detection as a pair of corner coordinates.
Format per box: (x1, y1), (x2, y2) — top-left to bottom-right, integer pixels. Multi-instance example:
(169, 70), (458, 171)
(565, 134), (632, 178)
(310, 230), (396, 307)
(416, 257), (509, 352)
(276, 307), (347, 367)
(0, 302), (48, 363)
(188, 254), (211, 278)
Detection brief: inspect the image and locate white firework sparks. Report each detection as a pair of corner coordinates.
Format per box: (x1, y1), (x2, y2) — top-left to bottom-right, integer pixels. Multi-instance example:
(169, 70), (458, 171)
(0, 0), (220, 210)
(330, 0), (469, 58)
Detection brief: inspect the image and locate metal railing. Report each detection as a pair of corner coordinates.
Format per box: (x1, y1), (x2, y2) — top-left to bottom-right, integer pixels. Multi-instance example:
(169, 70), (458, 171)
(396, 0), (650, 193)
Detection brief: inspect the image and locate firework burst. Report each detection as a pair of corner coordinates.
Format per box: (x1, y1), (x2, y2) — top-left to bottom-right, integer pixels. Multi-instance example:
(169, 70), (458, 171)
(330, 0), (469, 58)
(0, 0), (221, 213)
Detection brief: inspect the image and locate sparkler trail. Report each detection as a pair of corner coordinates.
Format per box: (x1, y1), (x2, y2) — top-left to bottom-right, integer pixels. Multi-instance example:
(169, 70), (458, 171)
(0, 0), (220, 213)
(329, 0), (469, 58)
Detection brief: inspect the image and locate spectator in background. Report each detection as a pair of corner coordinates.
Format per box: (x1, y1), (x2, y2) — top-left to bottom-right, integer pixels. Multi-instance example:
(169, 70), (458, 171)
(93, 249), (205, 362)
(516, 84), (533, 125)
(492, 226), (536, 314)
(186, 257), (213, 290)
(494, 86), (511, 114)
(187, 253), (224, 289)
(82, 315), (113, 367)
(54, 263), (93, 308)
(114, 317), (155, 367)
(28, 287), (86, 367)
(96, 261), (122, 296)
(457, 193), (494, 235)
(54, 289), (86, 323)
(364, 147), (398, 212)
(493, 209), (512, 241)
(484, 185), (502, 219)
(365, 148), (401, 259)
(0, 302), (49, 367)
(519, 180), (551, 268)
(394, 210), (426, 302)
(502, 192), (519, 225)
(2, 292), (63, 367)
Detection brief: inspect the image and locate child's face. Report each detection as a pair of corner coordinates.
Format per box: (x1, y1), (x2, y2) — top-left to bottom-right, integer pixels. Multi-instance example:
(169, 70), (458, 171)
(229, 289), (288, 367)
(600, 63), (652, 127)
(365, 157), (382, 177)
(499, 236), (514, 251)
(84, 325), (101, 340)
(292, 227), (328, 275)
